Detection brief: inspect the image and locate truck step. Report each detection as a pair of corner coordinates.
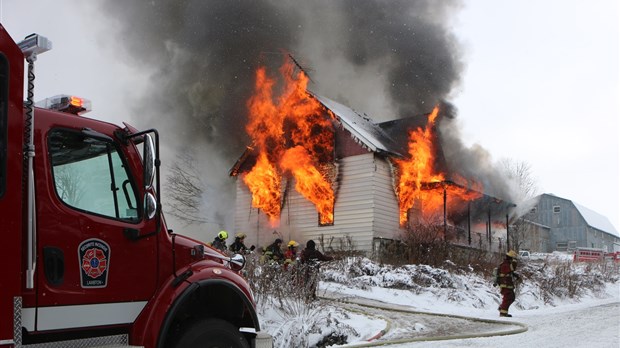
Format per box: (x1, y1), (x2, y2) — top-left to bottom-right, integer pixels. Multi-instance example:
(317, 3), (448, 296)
(20, 334), (142, 348)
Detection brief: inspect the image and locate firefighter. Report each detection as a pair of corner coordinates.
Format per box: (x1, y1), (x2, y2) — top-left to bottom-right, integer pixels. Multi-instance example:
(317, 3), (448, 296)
(284, 240), (300, 266)
(496, 249), (521, 317)
(300, 240), (333, 299)
(264, 238), (285, 263)
(229, 232), (255, 254)
(300, 240), (333, 264)
(211, 230), (228, 252)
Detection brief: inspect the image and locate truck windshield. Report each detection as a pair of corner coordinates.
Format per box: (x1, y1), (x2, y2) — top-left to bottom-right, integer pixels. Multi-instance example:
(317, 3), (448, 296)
(48, 129), (139, 221)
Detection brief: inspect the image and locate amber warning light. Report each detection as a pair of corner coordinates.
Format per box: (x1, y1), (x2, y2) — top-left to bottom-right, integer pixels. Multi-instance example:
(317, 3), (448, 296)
(35, 94), (92, 115)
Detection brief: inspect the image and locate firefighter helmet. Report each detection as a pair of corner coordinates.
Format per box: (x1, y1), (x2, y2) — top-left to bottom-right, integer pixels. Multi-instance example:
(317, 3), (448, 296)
(218, 230), (228, 240)
(236, 233), (246, 239)
(506, 250), (518, 258)
(288, 240), (299, 248)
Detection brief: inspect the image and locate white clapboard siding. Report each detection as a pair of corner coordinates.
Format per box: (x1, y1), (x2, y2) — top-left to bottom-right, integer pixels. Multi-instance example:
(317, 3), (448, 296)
(371, 156), (401, 241)
(233, 153), (404, 253)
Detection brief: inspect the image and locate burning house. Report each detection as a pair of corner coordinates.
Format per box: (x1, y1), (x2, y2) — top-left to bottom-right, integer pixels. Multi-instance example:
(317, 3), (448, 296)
(229, 62), (515, 254)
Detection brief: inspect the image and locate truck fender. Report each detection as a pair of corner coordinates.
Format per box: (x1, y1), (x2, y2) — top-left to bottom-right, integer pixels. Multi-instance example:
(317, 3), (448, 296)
(129, 264), (260, 348)
(157, 278), (259, 348)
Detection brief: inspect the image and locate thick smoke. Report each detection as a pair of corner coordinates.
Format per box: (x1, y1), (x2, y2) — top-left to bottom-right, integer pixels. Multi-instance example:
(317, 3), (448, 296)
(95, 0), (498, 234)
(439, 118), (513, 200)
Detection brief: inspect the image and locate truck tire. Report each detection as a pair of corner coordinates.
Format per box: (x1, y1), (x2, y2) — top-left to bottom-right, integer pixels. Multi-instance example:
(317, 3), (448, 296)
(174, 318), (250, 348)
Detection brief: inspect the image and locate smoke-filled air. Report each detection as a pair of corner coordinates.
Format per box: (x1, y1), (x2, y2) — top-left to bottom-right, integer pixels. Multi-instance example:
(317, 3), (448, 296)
(96, 0), (517, 233)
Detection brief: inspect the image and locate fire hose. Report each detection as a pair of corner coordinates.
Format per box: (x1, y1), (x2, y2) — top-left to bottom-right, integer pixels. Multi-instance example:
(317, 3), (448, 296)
(321, 295), (528, 347)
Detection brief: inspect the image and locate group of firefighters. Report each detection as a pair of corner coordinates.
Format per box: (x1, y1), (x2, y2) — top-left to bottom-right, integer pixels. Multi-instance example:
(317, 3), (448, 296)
(212, 231), (522, 317)
(210, 230), (334, 300)
(210, 230), (333, 266)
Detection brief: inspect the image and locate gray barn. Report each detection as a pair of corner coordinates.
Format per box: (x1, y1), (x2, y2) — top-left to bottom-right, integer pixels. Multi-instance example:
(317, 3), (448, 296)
(523, 193), (619, 252)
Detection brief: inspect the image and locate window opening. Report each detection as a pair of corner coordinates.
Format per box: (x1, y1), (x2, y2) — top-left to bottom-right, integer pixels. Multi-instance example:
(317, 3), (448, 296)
(319, 211), (334, 226)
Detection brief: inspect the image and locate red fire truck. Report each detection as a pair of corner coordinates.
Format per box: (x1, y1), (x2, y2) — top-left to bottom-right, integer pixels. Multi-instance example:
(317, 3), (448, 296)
(604, 251), (620, 263)
(573, 247), (605, 262)
(0, 25), (271, 348)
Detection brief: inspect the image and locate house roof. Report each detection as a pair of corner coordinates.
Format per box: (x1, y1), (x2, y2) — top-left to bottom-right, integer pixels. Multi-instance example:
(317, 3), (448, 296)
(310, 93), (404, 157)
(376, 116), (431, 155)
(229, 93), (406, 176)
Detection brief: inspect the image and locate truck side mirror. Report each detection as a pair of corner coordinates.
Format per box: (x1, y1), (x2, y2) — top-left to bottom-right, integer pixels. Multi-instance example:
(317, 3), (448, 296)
(229, 254), (246, 272)
(144, 192), (157, 220)
(143, 134), (155, 189)
(127, 129), (161, 234)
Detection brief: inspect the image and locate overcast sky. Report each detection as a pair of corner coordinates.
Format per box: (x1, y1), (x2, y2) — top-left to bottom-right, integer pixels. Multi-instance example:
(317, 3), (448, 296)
(2, 0), (618, 232)
(452, 0), (619, 232)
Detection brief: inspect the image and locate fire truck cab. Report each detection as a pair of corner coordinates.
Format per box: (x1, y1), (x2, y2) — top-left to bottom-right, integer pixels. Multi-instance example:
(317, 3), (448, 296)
(0, 25), (270, 348)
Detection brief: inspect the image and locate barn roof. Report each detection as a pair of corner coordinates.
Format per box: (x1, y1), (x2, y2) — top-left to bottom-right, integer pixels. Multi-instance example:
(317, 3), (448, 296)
(543, 194), (618, 236)
(573, 201), (619, 236)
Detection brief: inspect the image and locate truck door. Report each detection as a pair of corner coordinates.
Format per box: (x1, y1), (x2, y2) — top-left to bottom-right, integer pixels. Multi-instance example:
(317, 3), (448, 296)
(31, 126), (158, 332)
(0, 24), (25, 345)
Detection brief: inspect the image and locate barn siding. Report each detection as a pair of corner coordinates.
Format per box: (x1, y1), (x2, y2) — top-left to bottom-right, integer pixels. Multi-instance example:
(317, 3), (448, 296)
(529, 194), (620, 252)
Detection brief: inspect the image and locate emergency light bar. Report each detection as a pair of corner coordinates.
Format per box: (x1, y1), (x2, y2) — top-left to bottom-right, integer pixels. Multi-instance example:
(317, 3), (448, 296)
(17, 33), (52, 56)
(36, 95), (92, 115)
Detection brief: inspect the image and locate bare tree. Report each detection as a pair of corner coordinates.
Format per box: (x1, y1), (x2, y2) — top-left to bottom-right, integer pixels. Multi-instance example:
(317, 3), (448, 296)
(500, 158), (540, 251)
(54, 166), (86, 206)
(499, 158), (539, 203)
(165, 153), (208, 225)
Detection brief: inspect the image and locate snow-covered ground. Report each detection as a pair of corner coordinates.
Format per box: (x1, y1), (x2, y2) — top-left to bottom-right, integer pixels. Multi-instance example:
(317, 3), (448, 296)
(322, 282), (619, 348)
(257, 257), (620, 348)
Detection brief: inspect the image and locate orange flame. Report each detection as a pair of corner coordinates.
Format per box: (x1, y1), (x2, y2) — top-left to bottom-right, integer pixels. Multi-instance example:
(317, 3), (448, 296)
(243, 153), (281, 223)
(280, 146), (334, 224)
(395, 106), (482, 225)
(243, 59), (335, 224)
(395, 106), (442, 224)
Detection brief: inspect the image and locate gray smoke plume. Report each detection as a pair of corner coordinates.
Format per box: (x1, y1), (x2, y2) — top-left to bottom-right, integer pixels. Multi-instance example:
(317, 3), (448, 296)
(93, 0), (512, 234)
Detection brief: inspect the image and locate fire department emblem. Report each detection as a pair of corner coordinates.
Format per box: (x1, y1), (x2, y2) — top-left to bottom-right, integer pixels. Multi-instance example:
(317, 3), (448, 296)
(78, 238), (110, 288)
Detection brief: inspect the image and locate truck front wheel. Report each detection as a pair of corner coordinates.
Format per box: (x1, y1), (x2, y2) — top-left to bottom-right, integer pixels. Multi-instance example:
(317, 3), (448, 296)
(173, 318), (250, 348)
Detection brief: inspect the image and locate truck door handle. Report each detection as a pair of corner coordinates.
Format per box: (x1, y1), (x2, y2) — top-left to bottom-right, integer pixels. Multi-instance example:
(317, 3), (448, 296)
(43, 246), (64, 286)
(124, 228), (140, 240)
